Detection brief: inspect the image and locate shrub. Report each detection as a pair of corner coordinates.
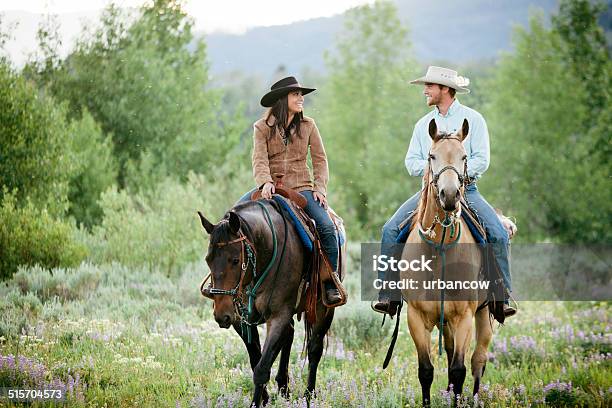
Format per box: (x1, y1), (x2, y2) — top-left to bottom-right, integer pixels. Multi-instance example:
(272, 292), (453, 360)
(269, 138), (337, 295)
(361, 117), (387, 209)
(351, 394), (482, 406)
(330, 302), (392, 349)
(11, 264), (102, 302)
(0, 193), (87, 280)
(83, 166), (252, 276)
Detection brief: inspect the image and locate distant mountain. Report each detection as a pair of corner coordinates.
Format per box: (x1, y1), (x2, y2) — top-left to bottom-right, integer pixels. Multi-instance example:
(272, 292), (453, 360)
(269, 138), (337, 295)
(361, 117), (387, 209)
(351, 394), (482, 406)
(203, 0), (559, 80)
(2, 0), (561, 78)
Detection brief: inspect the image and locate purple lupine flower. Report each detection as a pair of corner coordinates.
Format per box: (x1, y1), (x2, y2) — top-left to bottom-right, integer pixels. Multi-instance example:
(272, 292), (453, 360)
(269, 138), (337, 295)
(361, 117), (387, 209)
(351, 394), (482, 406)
(439, 388), (453, 407)
(543, 380), (572, 393)
(405, 385), (416, 406)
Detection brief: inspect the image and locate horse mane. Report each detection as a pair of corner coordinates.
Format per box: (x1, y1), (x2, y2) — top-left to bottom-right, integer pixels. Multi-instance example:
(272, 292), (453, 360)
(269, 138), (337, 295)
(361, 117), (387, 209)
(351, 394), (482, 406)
(413, 169), (432, 230)
(209, 200), (270, 256)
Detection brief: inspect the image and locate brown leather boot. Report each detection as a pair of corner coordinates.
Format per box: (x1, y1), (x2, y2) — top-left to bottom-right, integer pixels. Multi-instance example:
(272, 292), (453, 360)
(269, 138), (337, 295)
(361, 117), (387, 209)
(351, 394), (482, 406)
(503, 304), (516, 317)
(372, 298), (399, 317)
(325, 288), (342, 304)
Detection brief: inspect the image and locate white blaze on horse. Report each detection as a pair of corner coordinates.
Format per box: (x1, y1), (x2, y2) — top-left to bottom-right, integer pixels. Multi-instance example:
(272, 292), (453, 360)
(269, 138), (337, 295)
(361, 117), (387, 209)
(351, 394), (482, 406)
(401, 118), (494, 406)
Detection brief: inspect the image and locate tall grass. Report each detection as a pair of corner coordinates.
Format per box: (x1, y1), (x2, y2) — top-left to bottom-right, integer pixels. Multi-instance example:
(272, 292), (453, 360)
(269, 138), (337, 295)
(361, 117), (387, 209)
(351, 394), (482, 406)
(0, 247), (610, 406)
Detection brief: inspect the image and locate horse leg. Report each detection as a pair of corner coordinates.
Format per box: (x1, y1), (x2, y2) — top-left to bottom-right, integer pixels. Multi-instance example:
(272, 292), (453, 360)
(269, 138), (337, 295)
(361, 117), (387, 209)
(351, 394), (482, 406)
(407, 307), (434, 407)
(442, 323), (455, 391)
(251, 314), (291, 408)
(275, 318), (295, 398)
(305, 307), (334, 400)
(471, 307), (492, 395)
(232, 322), (269, 405)
(448, 313), (473, 401)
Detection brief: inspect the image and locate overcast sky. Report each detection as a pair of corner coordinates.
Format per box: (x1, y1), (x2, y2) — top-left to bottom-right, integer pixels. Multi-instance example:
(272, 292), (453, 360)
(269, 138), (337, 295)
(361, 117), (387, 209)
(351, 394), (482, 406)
(0, 0), (376, 33)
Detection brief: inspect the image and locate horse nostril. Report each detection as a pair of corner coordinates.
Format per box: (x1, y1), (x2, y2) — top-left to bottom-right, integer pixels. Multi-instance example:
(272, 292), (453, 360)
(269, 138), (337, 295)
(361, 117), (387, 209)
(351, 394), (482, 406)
(223, 315), (231, 325)
(455, 190), (461, 199)
(440, 190), (446, 200)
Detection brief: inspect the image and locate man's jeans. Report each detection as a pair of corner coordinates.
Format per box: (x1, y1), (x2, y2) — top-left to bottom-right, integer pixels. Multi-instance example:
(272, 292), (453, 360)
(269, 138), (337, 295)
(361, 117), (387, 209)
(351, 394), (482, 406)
(379, 183), (511, 297)
(237, 189), (338, 272)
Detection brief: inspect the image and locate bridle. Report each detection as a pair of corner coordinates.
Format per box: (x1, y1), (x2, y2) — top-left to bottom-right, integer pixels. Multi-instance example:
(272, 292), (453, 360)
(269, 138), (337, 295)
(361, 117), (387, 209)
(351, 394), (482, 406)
(428, 136), (468, 192)
(203, 233), (256, 298)
(418, 135), (468, 239)
(200, 201), (286, 343)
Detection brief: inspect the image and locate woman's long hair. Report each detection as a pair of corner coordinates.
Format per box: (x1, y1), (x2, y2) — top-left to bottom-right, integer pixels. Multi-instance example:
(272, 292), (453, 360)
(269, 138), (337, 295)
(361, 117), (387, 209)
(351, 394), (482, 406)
(264, 94), (303, 142)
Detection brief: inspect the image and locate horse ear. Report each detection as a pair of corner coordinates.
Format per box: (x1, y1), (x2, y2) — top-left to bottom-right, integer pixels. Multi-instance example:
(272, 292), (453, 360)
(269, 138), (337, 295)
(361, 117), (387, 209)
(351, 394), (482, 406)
(228, 211), (241, 234)
(197, 211), (214, 234)
(428, 119), (437, 140)
(459, 118), (469, 141)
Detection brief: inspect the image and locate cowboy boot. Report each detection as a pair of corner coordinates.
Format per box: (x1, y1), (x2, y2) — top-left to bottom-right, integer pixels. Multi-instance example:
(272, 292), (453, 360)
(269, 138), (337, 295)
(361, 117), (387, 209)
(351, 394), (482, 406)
(324, 281), (342, 304)
(372, 297), (400, 317)
(503, 305), (517, 317)
(372, 255), (401, 316)
(503, 299), (516, 317)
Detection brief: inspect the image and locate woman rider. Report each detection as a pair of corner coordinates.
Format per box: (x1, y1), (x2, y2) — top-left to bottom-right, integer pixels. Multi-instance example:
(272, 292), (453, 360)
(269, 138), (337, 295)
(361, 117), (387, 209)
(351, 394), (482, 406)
(237, 76), (341, 304)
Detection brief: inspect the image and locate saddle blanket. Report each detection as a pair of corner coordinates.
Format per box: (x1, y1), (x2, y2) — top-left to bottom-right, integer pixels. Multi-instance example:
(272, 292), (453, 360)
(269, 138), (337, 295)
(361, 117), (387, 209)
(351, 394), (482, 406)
(272, 195), (345, 252)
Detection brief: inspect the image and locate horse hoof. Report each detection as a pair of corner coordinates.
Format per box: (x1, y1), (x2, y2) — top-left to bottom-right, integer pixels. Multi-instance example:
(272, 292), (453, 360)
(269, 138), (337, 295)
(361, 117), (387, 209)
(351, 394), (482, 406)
(262, 389), (269, 406)
(303, 389), (316, 403)
(252, 386), (269, 407)
(279, 386), (290, 399)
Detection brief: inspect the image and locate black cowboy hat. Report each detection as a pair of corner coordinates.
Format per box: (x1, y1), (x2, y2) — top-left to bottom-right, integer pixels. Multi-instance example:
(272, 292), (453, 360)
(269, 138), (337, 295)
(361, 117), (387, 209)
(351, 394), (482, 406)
(260, 76), (316, 107)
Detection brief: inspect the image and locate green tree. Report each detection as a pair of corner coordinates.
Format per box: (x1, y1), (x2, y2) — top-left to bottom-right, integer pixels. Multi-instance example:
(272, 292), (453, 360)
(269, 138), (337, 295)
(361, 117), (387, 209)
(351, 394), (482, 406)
(0, 61), (75, 214)
(29, 0), (236, 185)
(67, 110), (118, 228)
(481, 15), (611, 243)
(317, 1), (423, 239)
(553, 0), (611, 162)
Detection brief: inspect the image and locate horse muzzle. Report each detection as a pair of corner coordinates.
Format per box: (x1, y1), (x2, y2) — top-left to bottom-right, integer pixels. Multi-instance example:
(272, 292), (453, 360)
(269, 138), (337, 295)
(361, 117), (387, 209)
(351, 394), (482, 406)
(439, 187), (461, 212)
(214, 312), (233, 329)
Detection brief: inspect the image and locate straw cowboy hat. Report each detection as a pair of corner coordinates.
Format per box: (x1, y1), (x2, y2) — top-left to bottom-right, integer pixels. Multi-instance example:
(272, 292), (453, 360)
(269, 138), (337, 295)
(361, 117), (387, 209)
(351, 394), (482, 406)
(260, 76), (316, 107)
(410, 66), (470, 94)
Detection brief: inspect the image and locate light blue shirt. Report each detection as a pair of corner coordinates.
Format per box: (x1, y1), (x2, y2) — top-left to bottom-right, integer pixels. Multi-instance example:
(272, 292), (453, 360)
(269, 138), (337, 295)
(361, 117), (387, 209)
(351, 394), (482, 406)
(405, 99), (490, 179)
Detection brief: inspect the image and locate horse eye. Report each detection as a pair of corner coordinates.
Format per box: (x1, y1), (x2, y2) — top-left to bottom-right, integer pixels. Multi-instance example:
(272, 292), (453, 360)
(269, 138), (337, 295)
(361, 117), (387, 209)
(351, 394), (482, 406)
(429, 154), (436, 160)
(231, 258), (240, 265)
(462, 155), (467, 161)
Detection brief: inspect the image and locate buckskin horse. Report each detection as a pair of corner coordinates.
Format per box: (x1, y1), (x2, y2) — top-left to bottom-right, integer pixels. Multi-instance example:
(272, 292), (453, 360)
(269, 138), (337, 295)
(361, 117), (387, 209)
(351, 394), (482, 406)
(397, 119), (494, 406)
(197, 198), (344, 407)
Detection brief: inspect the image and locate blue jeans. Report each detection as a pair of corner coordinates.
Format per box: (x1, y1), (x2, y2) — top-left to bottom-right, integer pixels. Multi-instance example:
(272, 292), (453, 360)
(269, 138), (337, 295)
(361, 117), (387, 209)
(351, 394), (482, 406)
(380, 184), (511, 294)
(237, 189), (338, 272)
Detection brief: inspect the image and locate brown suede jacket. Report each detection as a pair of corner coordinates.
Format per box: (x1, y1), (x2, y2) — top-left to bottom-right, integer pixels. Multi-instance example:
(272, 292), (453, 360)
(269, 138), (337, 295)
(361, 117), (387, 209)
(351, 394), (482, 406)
(252, 115), (329, 196)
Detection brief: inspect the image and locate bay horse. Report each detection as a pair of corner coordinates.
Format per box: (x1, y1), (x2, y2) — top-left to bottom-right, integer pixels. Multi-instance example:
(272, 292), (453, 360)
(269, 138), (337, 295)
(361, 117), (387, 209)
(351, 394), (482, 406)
(401, 119), (492, 406)
(197, 198), (340, 407)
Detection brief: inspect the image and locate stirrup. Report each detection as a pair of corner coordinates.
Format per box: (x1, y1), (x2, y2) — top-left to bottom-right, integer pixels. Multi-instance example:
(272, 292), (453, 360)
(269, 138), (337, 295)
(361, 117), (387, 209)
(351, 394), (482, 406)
(371, 300), (399, 317)
(503, 305), (517, 317)
(504, 294), (518, 317)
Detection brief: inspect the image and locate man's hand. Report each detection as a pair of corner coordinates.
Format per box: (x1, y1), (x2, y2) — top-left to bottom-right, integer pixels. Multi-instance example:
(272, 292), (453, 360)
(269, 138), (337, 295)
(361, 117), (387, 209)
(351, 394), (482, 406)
(261, 182), (275, 199)
(495, 211), (517, 239)
(313, 191), (328, 209)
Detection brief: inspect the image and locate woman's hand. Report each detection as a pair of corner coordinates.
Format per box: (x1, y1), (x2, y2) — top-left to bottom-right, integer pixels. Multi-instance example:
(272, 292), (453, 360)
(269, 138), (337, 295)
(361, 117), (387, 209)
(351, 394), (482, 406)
(313, 191), (328, 209)
(261, 182), (275, 199)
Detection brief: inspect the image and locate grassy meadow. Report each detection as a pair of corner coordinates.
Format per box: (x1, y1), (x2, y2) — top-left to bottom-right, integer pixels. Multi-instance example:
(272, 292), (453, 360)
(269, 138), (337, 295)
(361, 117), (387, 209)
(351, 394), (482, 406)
(1, 1), (611, 406)
(0, 245), (610, 407)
